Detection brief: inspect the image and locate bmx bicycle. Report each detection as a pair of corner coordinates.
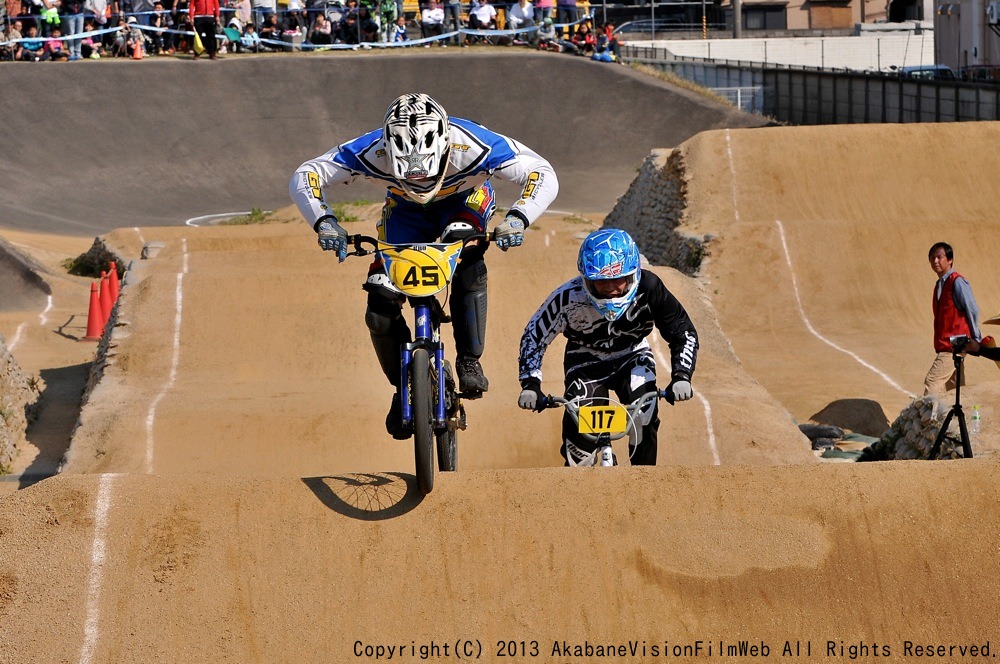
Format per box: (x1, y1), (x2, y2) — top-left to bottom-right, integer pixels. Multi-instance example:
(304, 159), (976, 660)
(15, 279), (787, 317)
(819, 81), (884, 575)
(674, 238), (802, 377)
(344, 233), (490, 494)
(538, 389), (674, 466)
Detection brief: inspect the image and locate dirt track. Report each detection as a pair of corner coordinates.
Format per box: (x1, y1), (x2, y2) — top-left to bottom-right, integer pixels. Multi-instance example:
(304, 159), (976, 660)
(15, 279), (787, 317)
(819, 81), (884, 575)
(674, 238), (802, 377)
(3, 55), (1000, 662)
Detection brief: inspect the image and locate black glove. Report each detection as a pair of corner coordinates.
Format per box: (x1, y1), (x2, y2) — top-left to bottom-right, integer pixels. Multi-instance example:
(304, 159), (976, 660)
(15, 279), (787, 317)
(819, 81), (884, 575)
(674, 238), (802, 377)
(667, 373), (693, 404)
(517, 378), (544, 411)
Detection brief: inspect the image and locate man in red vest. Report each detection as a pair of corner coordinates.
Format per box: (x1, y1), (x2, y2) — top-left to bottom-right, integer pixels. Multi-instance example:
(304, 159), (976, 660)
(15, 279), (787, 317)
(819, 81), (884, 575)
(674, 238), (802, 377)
(924, 241), (981, 395)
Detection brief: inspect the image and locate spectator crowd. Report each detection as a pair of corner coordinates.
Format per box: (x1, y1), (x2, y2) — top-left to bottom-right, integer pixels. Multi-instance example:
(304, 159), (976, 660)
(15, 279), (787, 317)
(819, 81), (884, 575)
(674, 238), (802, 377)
(1, 0), (627, 60)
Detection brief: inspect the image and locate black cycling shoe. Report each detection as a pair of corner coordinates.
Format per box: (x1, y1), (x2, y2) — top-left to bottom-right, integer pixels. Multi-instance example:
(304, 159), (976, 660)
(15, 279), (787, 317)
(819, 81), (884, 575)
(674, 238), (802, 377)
(456, 356), (488, 397)
(385, 393), (409, 440)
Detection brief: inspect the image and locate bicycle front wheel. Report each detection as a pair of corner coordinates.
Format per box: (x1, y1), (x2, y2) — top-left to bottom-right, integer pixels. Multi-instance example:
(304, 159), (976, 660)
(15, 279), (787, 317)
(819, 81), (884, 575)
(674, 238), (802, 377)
(411, 348), (435, 495)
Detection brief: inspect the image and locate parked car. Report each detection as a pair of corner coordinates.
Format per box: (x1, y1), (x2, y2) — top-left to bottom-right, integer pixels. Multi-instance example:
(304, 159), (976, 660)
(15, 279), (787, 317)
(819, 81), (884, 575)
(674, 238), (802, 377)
(613, 18), (684, 35)
(896, 64), (958, 81)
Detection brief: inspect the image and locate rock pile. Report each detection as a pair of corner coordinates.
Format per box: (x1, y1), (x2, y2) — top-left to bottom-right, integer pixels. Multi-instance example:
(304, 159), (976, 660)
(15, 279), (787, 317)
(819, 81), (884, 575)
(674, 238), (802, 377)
(857, 395), (964, 461)
(0, 338), (41, 473)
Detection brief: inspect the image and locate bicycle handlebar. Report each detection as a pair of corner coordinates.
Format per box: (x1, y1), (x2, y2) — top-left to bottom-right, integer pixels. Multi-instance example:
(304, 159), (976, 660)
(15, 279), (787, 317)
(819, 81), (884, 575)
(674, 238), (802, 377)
(539, 388), (673, 410)
(343, 232), (495, 258)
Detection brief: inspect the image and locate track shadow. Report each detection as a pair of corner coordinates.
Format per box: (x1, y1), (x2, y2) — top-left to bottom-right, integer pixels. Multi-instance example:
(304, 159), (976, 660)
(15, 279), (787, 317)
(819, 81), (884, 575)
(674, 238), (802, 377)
(19, 362), (91, 489)
(302, 472), (423, 520)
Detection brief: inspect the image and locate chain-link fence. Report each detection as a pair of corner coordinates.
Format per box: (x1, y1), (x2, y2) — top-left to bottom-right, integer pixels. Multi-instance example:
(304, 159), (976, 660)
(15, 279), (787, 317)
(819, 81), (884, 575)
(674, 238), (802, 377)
(626, 45), (1000, 123)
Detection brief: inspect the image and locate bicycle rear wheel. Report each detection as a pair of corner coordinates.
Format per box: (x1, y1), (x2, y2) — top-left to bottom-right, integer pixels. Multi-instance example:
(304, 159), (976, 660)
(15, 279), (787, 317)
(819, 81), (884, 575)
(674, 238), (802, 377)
(436, 360), (458, 472)
(411, 348), (435, 494)
(437, 429), (457, 472)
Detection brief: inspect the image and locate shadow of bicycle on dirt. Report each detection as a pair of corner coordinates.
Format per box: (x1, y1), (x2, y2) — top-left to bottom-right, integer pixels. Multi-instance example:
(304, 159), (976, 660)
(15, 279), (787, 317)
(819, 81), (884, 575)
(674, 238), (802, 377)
(302, 472), (423, 520)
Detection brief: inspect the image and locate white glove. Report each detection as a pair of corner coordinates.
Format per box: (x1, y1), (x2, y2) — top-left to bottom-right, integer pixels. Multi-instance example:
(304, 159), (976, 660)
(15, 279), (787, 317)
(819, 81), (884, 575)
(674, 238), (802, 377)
(670, 379), (693, 402)
(495, 214), (525, 251)
(316, 217), (348, 261)
(518, 387), (541, 411)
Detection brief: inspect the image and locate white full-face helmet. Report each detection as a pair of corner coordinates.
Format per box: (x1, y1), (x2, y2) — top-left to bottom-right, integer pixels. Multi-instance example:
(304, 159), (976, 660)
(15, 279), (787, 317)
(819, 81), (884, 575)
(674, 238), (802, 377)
(383, 93), (451, 205)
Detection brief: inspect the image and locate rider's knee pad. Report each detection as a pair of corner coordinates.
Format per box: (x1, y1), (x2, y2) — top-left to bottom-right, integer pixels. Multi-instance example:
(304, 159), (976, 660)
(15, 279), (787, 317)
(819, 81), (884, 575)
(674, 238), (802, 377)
(365, 290), (404, 335)
(453, 257), (487, 293)
(450, 259), (488, 358)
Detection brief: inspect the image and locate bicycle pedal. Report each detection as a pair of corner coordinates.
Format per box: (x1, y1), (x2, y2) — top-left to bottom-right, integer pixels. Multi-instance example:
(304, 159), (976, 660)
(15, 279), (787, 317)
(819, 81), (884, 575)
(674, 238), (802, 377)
(458, 389), (484, 400)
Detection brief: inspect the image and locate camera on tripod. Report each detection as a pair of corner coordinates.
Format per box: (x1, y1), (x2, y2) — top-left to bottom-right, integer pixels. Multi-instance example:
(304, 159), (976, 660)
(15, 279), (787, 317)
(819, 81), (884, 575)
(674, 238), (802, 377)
(950, 334), (971, 353)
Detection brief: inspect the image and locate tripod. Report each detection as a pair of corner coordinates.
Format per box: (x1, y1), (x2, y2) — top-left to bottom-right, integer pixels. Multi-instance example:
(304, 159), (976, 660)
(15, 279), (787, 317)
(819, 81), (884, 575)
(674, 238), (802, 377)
(928, 350), (974, 460)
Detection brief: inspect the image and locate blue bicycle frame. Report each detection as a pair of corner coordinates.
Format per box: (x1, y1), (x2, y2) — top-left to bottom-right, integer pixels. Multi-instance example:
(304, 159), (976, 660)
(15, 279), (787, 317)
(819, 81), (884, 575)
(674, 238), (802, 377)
(399, 298), (448, 430)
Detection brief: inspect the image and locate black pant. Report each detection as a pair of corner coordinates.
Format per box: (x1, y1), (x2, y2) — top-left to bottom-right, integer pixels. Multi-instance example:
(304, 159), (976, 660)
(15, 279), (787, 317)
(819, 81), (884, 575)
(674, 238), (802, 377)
(193, 15), (218, 55)
(561, 348), (660, 466)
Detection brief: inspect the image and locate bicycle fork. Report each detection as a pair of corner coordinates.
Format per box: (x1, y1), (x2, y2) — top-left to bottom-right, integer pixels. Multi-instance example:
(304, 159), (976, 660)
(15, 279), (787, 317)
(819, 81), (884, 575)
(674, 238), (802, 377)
(399, 300), (447, 430)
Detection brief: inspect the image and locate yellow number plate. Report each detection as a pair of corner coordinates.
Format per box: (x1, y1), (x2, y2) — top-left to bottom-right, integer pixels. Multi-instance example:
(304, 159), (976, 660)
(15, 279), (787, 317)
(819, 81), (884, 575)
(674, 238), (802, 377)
(380, 242), (462, 297)
(578, 405), (628, 434)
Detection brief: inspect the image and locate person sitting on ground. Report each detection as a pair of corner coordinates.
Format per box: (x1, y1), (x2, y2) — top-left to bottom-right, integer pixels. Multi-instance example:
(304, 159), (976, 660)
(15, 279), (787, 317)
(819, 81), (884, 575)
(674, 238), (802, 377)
(125, 15), (146, 56)
(570, 18), (594, 55)
(420, 0), (444, 42)
(0, 24), (10, 61)
(7, 20), (24, 61)
(536, 15), (574, 52)
(258, 11), (280, 42)
(336, 9), (360, 43)
(466, 0), (496, 42)
(506, 0), (533, 33)
(80, 18), (107, 56)
(20, 24), (50, 60)
(357, 4), (378, 41)
(44, 25), (71, 59)
(149, 1), (173, 53)
(281, 4), (306, 32)
(390, 13), (408, 42)
(594, 20), (621, 60)
(307, 12), (332, 44)
(110, 17), (129, 56)
(240, 21), (270, 50)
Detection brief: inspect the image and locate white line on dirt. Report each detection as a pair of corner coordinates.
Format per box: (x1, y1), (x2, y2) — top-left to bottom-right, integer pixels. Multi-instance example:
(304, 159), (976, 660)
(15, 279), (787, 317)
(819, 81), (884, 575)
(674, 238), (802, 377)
(145, 239), (188, 473)
(775, 220), (914, 398)
(725, 129), (741, 223)
(79, 473), (115, 664)
(185, 212), (255, 226)
(134, 227), (145, 245)
(40, 294), (53, 325)
(653, 339), (720, 465)
(9, 296), (52, 352)
(8, 323), (26, 352)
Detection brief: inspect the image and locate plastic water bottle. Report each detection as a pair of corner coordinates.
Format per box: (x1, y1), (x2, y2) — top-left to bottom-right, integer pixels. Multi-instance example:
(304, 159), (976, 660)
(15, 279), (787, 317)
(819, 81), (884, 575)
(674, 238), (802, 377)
(971, 405), (982, 436)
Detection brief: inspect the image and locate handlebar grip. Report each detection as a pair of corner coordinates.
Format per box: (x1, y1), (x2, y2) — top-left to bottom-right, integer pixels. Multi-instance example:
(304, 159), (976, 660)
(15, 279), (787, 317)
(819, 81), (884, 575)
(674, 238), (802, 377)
(540, 394), (562, 410)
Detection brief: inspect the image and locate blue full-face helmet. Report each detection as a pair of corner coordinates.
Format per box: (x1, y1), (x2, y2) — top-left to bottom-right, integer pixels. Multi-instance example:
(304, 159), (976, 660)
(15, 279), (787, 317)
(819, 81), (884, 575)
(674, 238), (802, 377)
(577, 228), (641, 321)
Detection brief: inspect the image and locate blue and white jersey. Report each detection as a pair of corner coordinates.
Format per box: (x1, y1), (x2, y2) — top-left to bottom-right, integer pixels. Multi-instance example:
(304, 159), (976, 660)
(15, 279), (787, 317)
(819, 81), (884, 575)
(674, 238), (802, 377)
(518, 271), (699, 385)
(289, 117), (558, 227)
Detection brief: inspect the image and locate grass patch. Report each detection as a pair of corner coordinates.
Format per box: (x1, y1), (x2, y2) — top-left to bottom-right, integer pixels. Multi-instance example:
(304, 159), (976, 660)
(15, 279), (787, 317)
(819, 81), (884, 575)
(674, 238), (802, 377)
(62, 256), (86, 274)
(631, 63), (735, 107)
(332, 199), (377, 224)
(219, 207), (279, 226)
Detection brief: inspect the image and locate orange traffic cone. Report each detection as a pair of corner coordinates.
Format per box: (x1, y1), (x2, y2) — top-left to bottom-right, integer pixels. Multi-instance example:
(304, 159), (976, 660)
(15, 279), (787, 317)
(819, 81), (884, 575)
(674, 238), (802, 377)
(99, 271), (113, 325)
(132, 37), (144, 59)
(109, 261), (120, 302)
(82, 282), (104, 341)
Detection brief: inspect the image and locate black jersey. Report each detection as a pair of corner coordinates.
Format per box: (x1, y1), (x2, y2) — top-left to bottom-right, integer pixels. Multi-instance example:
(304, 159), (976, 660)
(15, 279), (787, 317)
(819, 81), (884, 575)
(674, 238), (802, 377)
(518, 270), (698, 384)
